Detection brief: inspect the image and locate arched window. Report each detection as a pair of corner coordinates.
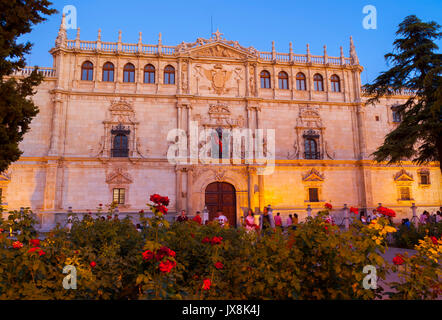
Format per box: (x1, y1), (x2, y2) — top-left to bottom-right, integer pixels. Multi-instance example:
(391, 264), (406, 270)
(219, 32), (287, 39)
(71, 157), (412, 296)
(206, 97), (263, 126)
(330, 74), (340, 92)
(313, 74), (324, 91)
(296, 72), (306, 90)
(123, 63), (135, 83)
(102, 62), (114, 82)
(144, 64), (155, 84)
(260, 70), (271, 88)
(304, 138), (319, 159)
(164, 65), (175, 84)
(278, 71), (289, 89)
(81, 61), (93, 81)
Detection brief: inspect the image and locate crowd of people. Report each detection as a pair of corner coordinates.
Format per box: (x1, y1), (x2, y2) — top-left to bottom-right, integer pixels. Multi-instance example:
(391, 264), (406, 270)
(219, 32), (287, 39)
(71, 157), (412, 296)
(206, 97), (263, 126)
(65, 206), (442, 234)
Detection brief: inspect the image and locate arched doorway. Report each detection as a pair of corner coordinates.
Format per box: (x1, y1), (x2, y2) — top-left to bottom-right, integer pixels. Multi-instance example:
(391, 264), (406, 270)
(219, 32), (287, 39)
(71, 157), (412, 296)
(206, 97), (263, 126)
(205, 182), (236, 226)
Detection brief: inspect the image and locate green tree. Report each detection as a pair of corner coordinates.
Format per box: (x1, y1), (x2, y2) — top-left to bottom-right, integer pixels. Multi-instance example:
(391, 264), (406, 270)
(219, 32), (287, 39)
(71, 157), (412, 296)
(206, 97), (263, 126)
(364, 15), (442, 171)
(0, 0), (56, 172)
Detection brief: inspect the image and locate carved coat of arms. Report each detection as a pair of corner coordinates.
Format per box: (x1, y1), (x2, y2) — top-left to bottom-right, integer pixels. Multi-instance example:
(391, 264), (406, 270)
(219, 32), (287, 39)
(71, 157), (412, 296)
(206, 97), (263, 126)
(203, 64), (232, 95)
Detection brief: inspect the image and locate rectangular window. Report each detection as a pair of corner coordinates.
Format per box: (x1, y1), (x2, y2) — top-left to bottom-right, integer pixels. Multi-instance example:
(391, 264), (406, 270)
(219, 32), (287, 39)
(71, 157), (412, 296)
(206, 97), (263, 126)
(392, 107), (401, 122)
(399, 187), (411, 200)
(419, 173), (430, 185)
(308, 188), (319, 202)
(113, 188), (125, 204)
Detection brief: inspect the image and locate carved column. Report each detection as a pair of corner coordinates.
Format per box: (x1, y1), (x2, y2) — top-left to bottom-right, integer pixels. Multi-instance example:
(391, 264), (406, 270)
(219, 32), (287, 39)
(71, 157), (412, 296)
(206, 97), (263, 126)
(186, 166), (193, 214)
(48, 94), (64, 156)
(175, 166), (182, 212)
(177, 59), (182, 94)
(43, 161), (58, 210)
(247, 166), (256, 210)
(258, 174), (264, 213)
(244, 62), (250, 97)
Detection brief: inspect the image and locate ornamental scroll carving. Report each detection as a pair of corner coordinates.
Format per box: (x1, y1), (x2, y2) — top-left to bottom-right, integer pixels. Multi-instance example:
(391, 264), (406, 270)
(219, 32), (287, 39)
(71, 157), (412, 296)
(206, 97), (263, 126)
(90, 98), (148, 159)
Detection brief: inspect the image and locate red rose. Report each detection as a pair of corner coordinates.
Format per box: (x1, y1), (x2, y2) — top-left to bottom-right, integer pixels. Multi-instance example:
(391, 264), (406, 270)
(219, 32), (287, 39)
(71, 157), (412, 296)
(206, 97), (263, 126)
(0, 228), (4, 232)
(159, 259), (176, 273)
(12, 241), (23, 249)
(142, 250), (154, 261)
(29, 239), (40, 247)
(214, 262), (223, 270)
(28, 247), (41, 253)
(160, 196), (170, 206)
(150, 194), (162, 204)
(393, 255), (404, 265)
(90, 261), (97, 268)
(39, 250), (46, 256)
(350, 207), (359, 215)
(74, 250), (79, 254)
(107, 215), (112, 220)
(139, 209), (144, 214)
(168, 249), (176, 258)
(190, 233), (195, 238)
(431, 236), (438, 245)
(210, 236), (223, 245)
(202, 279), (211, 290)
(99, 204), (103, 206)
(325, 203), (333, 210)
(202, 237), (210, 244)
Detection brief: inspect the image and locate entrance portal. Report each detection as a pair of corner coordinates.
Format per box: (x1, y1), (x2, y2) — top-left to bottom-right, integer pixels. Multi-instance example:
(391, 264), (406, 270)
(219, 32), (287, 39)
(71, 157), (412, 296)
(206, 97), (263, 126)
(204, 182), (237, 226)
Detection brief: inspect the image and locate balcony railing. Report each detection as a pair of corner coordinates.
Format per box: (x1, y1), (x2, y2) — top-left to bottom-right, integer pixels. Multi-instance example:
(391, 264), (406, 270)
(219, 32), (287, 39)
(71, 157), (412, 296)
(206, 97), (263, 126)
(60, 37), (359, 66)
(12, 66), (56, 77)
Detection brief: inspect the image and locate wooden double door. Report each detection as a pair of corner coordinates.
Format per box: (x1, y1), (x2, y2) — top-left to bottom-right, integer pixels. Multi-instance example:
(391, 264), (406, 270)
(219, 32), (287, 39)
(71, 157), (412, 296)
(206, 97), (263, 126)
(205, 182), (236, 226)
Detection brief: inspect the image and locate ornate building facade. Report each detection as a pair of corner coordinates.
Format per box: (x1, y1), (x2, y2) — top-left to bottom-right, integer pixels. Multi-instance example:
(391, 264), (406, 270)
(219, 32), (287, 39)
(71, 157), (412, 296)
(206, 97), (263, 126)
(3, 15), (441, 229)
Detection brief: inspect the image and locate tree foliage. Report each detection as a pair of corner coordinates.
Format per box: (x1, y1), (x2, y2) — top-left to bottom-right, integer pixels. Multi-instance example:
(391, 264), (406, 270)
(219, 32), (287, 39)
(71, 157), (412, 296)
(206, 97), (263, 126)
(364, 15), (442, 171)
(0, 0), (56, 172)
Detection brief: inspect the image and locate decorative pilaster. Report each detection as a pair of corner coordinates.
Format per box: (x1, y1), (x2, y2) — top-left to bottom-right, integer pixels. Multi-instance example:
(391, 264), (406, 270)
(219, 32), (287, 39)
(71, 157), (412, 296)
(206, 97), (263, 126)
(48, 94), (64, 156)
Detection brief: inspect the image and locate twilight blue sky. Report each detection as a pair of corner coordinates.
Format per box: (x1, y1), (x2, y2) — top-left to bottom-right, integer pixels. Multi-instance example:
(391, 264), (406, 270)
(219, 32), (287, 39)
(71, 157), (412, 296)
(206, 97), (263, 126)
(20, 0), (441, 84)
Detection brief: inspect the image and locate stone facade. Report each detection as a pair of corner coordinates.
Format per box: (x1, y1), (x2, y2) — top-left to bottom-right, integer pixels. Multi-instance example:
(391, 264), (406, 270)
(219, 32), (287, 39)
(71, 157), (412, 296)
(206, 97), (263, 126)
(2, 16), (441, 229)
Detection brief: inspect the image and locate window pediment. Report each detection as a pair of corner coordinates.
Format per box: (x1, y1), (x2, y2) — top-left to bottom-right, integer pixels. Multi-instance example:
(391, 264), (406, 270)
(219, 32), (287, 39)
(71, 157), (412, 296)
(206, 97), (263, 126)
(302, 168), (324, 182)
(394, 169), (414, 182)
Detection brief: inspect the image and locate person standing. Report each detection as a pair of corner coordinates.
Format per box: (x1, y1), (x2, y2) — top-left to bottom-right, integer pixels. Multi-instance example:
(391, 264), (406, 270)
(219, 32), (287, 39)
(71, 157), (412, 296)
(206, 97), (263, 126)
(192, 211), (202, 224)
(177, 210), (188, 222)
(274, 212), (282, 230)
(244, 209), (258, 232)
(253, 210), (261, 230)
(215, 210), (228, 227)
(292, 213), (298, 230)
(261, 208), (271, 233)
(286, 214), (293, 228)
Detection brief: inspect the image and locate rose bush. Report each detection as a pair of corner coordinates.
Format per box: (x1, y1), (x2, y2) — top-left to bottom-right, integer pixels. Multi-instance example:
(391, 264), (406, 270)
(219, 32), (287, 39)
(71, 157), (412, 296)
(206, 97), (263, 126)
(0, 199), (439, 300)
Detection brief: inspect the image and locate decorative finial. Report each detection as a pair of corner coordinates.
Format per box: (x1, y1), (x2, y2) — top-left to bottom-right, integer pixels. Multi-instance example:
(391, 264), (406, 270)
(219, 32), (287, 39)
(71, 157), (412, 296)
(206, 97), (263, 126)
(323, 44), (327, 56)
(340, 46), (344, 58)
(212, 28), (223, 41)
(289, 41), (293, 52)
(75, 27), (80, 40)
(61, 13), (66, 30)
(118, 30), (122, 42)
(306, 43), (310, 55)
(349, 36), (359, 64)
(138, 31), (142, 43)
(158, 32), (162, 45)
(55, 13), (67, 47)
(97, 29), (101, 41)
